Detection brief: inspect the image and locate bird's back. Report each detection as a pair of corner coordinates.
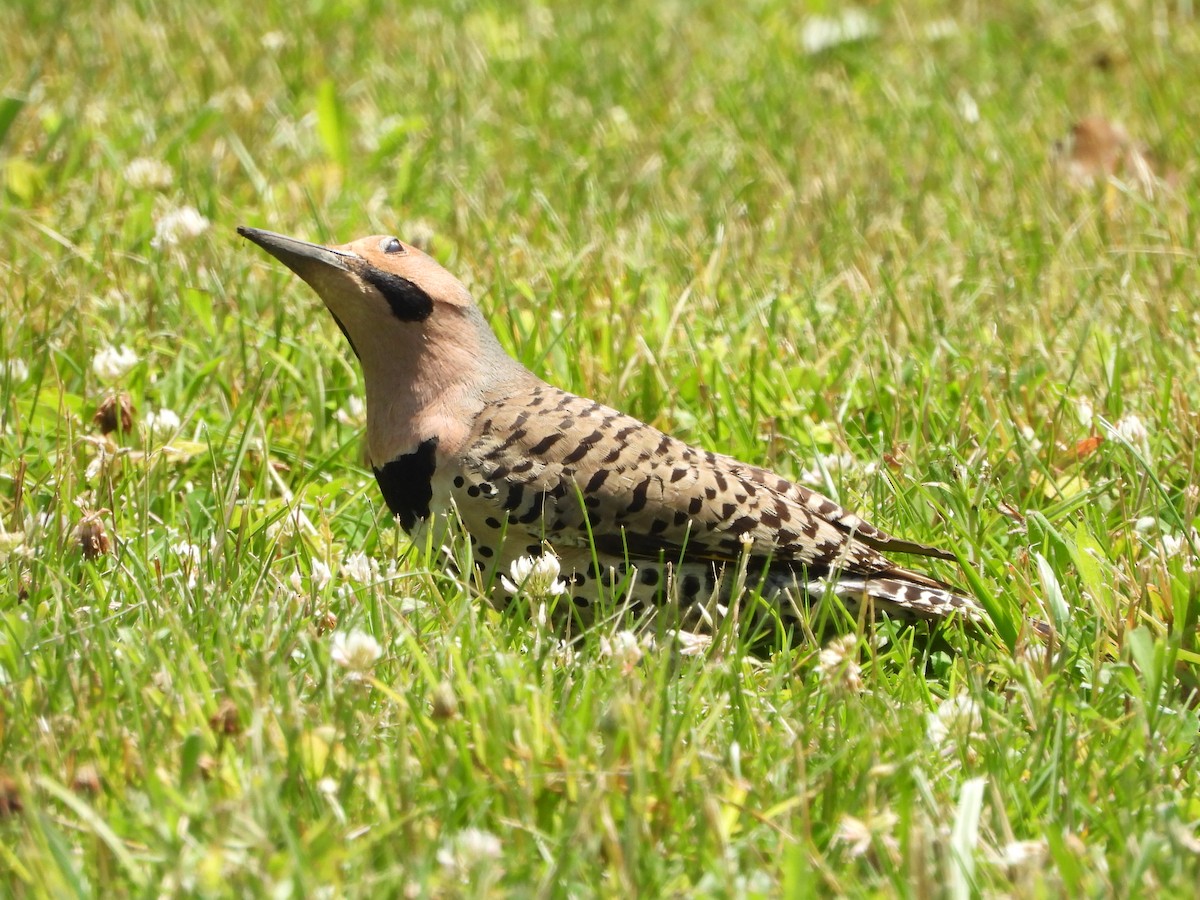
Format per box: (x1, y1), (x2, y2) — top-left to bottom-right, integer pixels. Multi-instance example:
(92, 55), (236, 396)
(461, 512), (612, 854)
(438, 374), (978, 624)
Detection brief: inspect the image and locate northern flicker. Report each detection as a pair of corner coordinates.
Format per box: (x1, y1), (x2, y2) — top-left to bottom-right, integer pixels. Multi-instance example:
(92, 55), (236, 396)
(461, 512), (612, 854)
(238, 226), (986, 629)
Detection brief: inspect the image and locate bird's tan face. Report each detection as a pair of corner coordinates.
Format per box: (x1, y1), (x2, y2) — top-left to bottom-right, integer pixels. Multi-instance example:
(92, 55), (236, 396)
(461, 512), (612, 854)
(239, 226), (520, 465)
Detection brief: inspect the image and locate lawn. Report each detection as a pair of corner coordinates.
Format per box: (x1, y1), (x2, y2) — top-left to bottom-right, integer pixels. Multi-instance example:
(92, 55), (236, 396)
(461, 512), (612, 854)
(2, 0), (1200, 895)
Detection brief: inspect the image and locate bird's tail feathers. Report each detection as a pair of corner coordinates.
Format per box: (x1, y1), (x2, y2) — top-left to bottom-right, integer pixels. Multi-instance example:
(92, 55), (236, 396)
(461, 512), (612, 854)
(820, 575), (987, 625)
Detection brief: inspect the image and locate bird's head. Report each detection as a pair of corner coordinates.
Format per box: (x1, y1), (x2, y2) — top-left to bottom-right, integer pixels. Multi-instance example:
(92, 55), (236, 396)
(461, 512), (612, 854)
(238, 225), (522, 462)
(236, 227), (485, 357)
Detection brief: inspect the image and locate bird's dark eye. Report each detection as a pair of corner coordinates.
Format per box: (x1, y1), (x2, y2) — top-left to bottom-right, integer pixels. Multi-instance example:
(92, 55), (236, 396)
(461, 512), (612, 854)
(381, 237), (405, 254)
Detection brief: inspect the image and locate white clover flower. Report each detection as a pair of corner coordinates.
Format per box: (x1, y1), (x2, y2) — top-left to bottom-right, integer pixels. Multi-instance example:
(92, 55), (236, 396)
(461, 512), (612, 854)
(833, 815), (873, 858)
(833, 810), (899, 859)
(437, 827), (503, 878)
(3, 359), (29, 383)
(927, 694), (982, 748)
(1150, 528), (1200, 573)
(334, 395), (366, 427)
(291, 560), (332, 592)
(143, 407), (181, 436)
(92, 344), (139, 381)
(923, 18), (960, 41)
(1133, 516), (1161, 537)
(1161, 531), (1185, 556)
(341, 550), (377, 584)
(814, 634), (863, 693)
(501, 552), (568, 599)
(993, 839), (1047, 867)
(1075, 397), (1095, 427)
(666, 629), (712, 657)
(1116, 413), (1149, 450)
(599, 630), (644, 672)
(123, 157), (174, 190)
(261, 31), (287, 52)
(330, 629), (382, 674)
(170, 540), (201, 588)
(0, 527), (25, 559)
(171, 540), (201, 567)
(151, 205), (210, 249)
(801, 9), (876, 54)
(551, 638), (578, 669)
(956, 89), (980, 124)
(311, 559), (332, 590)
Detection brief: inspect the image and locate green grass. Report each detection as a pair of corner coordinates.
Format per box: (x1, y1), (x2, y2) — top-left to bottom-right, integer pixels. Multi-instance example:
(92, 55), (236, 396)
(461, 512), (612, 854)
(3, 0), (1200, 894)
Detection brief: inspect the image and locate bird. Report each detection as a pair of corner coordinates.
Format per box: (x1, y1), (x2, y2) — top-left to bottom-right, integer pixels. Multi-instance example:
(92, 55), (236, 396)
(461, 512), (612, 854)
(238, 225), (986, 631)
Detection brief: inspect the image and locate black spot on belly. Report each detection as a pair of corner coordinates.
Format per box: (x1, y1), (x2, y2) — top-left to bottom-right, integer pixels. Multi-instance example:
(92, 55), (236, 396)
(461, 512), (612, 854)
(373, 438), (438, 532)
(360, 268), (434, 321)
(682, 574), (701, 597)
(640, 567), (660, 586)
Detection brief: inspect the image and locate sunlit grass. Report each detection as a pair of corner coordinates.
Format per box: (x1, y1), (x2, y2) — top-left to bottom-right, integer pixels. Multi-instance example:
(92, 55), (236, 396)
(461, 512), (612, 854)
(2, 0), (1200, 894)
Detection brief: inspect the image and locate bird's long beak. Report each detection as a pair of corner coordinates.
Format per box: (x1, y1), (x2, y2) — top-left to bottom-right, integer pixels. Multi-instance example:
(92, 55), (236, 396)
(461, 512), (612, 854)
(237, 226), (356, 277)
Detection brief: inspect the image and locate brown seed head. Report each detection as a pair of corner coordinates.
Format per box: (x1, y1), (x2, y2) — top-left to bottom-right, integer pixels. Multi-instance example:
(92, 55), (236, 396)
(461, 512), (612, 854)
(209, 698), (242, 736)
(197, 754), (217, 780)
(73, 509), (112, 559)
(315, 610), (339, 635)
(71, 763), (102, 795)
(0, 774), (21, 817)
(430, 680), (459, 721)
(1067, 116), (1129, 179)
(93, 392), (136, 435)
